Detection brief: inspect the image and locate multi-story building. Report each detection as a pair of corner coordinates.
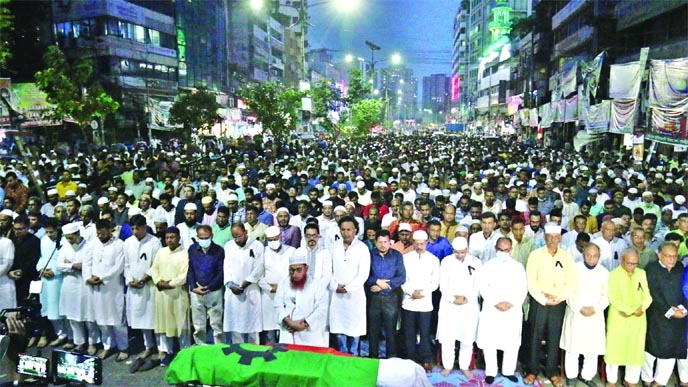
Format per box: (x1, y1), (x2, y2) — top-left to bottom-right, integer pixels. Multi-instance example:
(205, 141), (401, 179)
(451, 5), (470, 117)
(381, 65), (417, 122)
(52, 0), (178, 141)
(422, 74), (450, 124)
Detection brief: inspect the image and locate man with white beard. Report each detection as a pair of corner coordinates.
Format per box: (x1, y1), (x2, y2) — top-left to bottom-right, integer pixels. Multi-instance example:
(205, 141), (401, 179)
(123, 214), (162, 373)
(259, 226), (294, 344)
(437, 237), (482, 378)
(56, 222), (100, 355)
(223, 222), (265, 344)
(476, 237), (527, 384)
(274, 254), (329, 346)
(559, 243), (609, 387)
(83, 219), (129, 361)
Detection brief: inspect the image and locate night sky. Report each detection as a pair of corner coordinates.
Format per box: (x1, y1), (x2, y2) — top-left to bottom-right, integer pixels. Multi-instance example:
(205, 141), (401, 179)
(308, 0), (458, 81)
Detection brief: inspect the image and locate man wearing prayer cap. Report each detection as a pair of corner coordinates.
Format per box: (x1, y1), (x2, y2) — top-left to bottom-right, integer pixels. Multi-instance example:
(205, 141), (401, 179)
(177, 202), (199, 250)
(144, 225), (190, 367)
(42, 188), (60, 217)
(259, 225), (295, 344)
(274, 253), (329, 346)
(522, 223), (577, 386)
(401, 228), (440, 372)
(275, 207), (302, 249)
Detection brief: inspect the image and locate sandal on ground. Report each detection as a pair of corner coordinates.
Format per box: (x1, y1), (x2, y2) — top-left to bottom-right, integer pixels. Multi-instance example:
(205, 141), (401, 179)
(549, 375), (564, 387)
(523, 374), (538, 385)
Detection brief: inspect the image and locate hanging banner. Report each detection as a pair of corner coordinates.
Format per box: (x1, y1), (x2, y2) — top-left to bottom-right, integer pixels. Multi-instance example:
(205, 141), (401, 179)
(648, 57), (688, 111)
(564, 95), (578, 122)
(539, 103), (553, 128)
(632, 134), (644, 161)
(581, 51), (605, 99)
(610, 99), (636, 134)
(609, 47), (649, 100)
(553, 100), (565, 123)
(585, 100), (611, 134)
(529, 108), (539, 127)
(560, 62), (578, 98)
(647, 108), (688, 145)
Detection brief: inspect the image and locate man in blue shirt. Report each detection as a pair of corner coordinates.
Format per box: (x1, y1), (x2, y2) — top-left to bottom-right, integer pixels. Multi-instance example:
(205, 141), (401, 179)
(187, 225), (225, 345)
(365, 229), (406, 358)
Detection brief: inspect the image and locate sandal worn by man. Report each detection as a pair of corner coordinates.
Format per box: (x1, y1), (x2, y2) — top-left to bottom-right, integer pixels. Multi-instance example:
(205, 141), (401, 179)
(523, 374), (538, 385)
(549, 375), (565, 387)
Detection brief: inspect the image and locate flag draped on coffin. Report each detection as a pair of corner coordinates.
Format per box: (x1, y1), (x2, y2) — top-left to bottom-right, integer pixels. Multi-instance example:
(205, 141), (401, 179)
(647, 57), (688, 144)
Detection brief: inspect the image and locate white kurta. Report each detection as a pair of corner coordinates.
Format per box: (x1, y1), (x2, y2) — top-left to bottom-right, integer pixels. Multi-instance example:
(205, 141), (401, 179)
(0, 237), (16, 310)
(56, 239), (95, 322)
(259, 245), (294, 331)
(83, 237), (126, 326)
(177, 222), (198, 250)
(328, 238), (370, 337)
(401, 251), (440, 312)
(37, 236), (66, 320)
(123, 233), (162, 329)
(223, 238), (265, 333)
(592, 236), (629, 271)
(294, 246), (333, 285)
(559, 262), (609, 355)
(274, 277), (329, 347)
(476, 254), (527, 351)
(436, 254), (482, 344)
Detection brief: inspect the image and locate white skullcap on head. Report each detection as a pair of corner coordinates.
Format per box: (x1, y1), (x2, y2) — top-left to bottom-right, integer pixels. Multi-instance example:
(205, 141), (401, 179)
(201, 196), (213, 205)
(47, 188), (58, 196)
(61, 222), (81, 235)
(97, 197), (109, 205)
(398, 223), (412, 232)
(544, 223), (562, 234)
(322, 201), (333, 207)
(455, 225), (468, 233)
(675, 195), (686, 205)
(128, 207), (141, 216)
(628, 187), (638, 194)
(289, 254), (308, 265)
(227, 194), (238, 201)
(275, 207), (290, 215)
(333, 205), (347, 214)
(81, 194), (92, 202)
(184, 203), (197, 211)
(356, 181), (365, 189)
(265, 226), (280, 238)
(412, 230), (428, 241)
(266, 183), (276, 189)
(451, 237), (468, 250)
(65, 190), (76, 197)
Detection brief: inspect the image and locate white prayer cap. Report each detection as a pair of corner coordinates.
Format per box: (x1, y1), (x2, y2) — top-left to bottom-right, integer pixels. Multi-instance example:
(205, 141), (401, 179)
(379, 182), (387, 188)
(201, 196), (213, 205)
(184, 203), (197, 211)
(455, 225), (468, 233)
(61, 222), (81, 235)
(107, 187), (118, 192)
(81, 194), (92, 202)
(289, 254), (308, 265)
(154, 216), (168, 224)
(266, 183), (276, 189)
(128, 207), (141, 216)
(125, 190), (135, 197)
(642, 191), (653, 197)
(97, 197), (109, 205)
(398, 223), (412, 232)
(0, 209), (14, 218)
(333, 205), (347, 214)
(675, 195), (686, 205)
(421, 187), (431, 194)
(275, 207), (290, 215)
(544, 223), (562, 235)
(628, 187), (638, 194)
(611, 218), (625, 226)
(265, 226), (280, 238)
(451, 237), (468, 251)
(47, 188), (58, 196)
(78, 183), (87, 189)
(356, 181), (365, 189)
(412, 230), (428, 241)
(448, 179), (457, 185)
(227, 194), (238, 202)
(65, 190), (76, 197)
(145, 177), (155, 183)
(322, 201), (333, 207)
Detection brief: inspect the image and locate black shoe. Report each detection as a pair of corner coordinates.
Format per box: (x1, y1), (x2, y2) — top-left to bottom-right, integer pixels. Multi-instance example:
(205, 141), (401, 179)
(485, 376), (495, 384)
(504, 375), (518, 383)
(138, 358), (161, 372)
(578, 379), (596, 387)
(129, 357), (146, 373)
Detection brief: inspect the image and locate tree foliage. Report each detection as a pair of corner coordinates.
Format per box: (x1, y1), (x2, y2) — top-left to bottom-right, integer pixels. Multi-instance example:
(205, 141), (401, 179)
(237, 81), (305, 144)
(168, 87), (221, 141)
(0, 0), (12, 69)
(310, 80), (342, 134)
(35, 45), (119, 145)
(346, 98), (384, 137)
(345, 68), (371, 106)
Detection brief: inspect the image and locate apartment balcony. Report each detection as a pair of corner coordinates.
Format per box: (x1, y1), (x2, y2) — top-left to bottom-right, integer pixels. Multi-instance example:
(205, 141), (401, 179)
(552, 0), (588, 31)
(552, 25), (594, 59)
(616, 0), (685, 31)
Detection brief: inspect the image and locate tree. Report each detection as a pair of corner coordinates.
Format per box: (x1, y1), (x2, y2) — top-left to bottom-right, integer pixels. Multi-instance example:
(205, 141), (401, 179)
(346, 98), (384, 138)
(168, 87), (221, 142)
(35, 45), (119, 146)
(310, 79), (343, 135)
(0, 0), (12, 69)
(345, 68), (371, 106)
(237, 81), (305, 145)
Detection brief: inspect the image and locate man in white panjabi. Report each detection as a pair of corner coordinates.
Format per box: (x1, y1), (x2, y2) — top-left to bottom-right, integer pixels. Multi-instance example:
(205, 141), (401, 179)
(274, 253), (329, 346)
(123, 214), (162, 370)
(476, 236), (527, 384)
(437, 237), (482, 378)
(223, 222), (265, 344)
(329, 216), (370, 355)
(259, 226), (294, 344)
(56, 222), (101, 355)
(83, 218), (129, 361)
(559, 243), (608, 387)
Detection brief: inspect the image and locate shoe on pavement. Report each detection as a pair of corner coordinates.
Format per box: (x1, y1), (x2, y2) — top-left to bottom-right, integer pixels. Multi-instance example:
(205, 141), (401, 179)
(566, 377), (577, 386)
(579, 378), (597, 387)
(88, 345), (98, 356)
(138, 348), (154, 359)
(160, 353), (175, 367)
(504, 375), (519, 383)
(116, 352), (129, 362)
(129, 357), (145, 373)
(485, 376), (495, 384)
(50, 337), (67, 347)
(138, 358), (161, 372)
(37, 337), (48, 348)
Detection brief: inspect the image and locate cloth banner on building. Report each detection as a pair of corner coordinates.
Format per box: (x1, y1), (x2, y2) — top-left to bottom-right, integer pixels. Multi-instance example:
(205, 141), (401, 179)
(539, 103), (553, 128)
(609, 47), (649, 99)
(648, 107), (688, 145)
(148, 98), (182, 131)
(553, 100), (565, 123)
(648, 57), (688, 111)
(580, 51), (605, 99)
(632, 134), (644, 162)
(609, 99), (636, 134)
(560, 62), (578, 98)
(564, 95), (578, 122)
(585, 100), (611, 134)
(519, 109), (528, 126)
(529, 108), (539, 127)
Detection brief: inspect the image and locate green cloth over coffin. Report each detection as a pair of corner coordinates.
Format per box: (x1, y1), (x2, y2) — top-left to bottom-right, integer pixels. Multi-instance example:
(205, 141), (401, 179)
(165, 344), (380, 386)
